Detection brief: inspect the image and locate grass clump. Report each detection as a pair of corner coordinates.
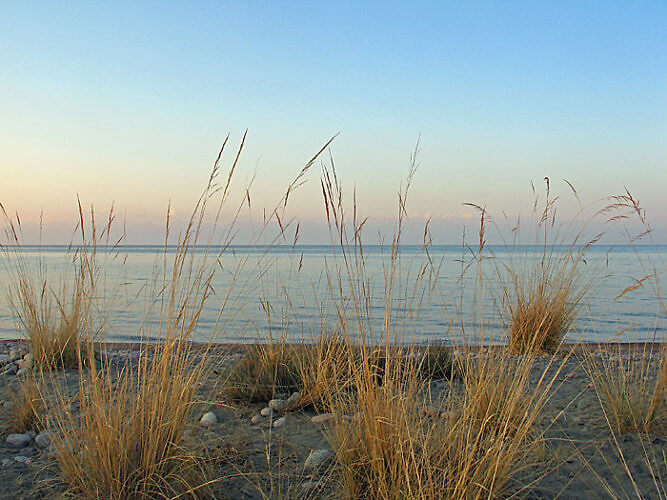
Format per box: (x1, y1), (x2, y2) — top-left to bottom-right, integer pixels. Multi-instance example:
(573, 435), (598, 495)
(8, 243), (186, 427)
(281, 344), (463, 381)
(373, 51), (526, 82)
(591, 347), (666, 434)
(480, 179), (595, 355)
(5, 375), (45, 433)
(53, 342), (210, 499)
(224, 334), (354, 410)
(14, 280), (84, 371)
(326, 350), (552, 499)
(292, 333), (355, 410)
(503, 258), (585, 354)
(223, 340), (301, 402)
(419, 343), (457, 380)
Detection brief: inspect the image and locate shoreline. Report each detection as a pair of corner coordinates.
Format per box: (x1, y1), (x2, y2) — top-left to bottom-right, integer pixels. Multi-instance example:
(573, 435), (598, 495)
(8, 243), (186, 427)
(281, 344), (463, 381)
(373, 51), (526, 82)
(2, 338), (664, 353)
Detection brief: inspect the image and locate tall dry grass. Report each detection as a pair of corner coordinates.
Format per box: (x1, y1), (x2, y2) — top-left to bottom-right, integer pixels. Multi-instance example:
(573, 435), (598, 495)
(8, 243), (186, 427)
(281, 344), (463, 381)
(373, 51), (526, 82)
(45, 133), (336, 498)
(315, 156), (566, 499)
(5, 375), (45, 433)
(590, 346), (666, 435)
(1, 207), (91, 370)
(464, 179), (601, 354)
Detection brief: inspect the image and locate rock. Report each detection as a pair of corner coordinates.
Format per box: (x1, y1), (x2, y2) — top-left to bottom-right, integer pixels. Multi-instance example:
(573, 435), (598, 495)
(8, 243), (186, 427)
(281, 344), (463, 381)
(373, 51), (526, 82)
(200, 412), (218, 426)
(304, 449), (333, 471)
(311, 413), (335, 424)
(269, 399), (287, 411)
(273, 417), (286, 428)
(6, 433), (32, 447)
(260, 407), (275, 417)
(34, 431), (52, 449)
(250, 414), (263, 424)
(14, 455), (32, 464)
(287, 392), (301, 405)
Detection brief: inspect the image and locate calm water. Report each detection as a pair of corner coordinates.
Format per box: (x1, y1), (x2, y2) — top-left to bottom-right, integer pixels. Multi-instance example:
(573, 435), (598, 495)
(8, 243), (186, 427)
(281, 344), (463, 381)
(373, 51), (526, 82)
(0, 245), (664, 345)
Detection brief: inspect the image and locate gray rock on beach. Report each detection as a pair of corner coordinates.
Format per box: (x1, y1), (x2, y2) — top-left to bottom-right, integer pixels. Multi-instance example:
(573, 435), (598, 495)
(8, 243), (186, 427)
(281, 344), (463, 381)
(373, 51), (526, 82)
(260, 407), (275, 417)
(311, 413), (335, 424)
(250, 414), (263, 424)
(200, 412), (218, 425)
(6, 433), (32, 448)
(269, 399), (287, 411)
(34, 431), (53, 449)
(273, 416), (286, 428)
(287, 392), (301, 405)
(304, 449), (333, 471)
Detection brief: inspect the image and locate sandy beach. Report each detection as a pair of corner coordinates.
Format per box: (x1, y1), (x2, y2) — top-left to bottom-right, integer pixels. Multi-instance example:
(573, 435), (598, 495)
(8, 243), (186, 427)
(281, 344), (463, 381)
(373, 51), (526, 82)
(1, 339), (663, 499)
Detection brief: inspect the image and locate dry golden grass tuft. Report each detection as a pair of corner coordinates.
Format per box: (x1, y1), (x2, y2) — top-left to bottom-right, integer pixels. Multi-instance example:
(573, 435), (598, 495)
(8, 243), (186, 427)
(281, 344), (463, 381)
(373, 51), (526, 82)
(1, 205), (88, 371)
(590, 346), (666, 435)
(316, 156), (562, 499)
(52, 342), (211, 499)
(503, 255), (587, 354)
(223, 333), (354, 411)
(419, 343), (457, 380)
(6, 375), (45, 433)
(223, 339), (301, 402)
(291, 333), (355, 410)
(325, 349), (557, 499)
(14, 279), (84, 371)
(470, 179), (597, 355)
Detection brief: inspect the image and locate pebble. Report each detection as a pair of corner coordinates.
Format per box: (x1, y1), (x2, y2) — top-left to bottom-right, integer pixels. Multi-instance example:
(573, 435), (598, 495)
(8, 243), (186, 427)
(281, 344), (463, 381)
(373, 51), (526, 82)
(287, 392), (301, 405)
(260, 407), (275, 417)
(269, 399), (287, 411)
(6, 433), (32, 447)
(250, 415), (263, 424)
(273, 417), (286, 428)
(34, 431), (52, 449)
(311, 413), (335, 424)
(200, 412), (218, 425)
(304, 449), (333, 471)
(14, 456), (32, 465)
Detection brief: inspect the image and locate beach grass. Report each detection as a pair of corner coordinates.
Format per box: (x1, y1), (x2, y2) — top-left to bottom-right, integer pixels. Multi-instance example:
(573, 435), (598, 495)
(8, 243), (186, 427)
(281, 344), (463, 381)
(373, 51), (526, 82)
(5, 375), (44, 433)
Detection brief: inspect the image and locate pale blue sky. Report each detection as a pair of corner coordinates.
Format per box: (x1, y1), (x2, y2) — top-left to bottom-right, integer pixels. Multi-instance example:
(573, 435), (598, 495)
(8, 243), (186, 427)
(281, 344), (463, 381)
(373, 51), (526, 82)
(1, 1), (665, 243)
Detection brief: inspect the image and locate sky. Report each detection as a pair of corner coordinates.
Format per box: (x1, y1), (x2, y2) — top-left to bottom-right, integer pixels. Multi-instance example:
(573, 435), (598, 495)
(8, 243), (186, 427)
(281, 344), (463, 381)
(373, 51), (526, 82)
(1, 1), (665, 244)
